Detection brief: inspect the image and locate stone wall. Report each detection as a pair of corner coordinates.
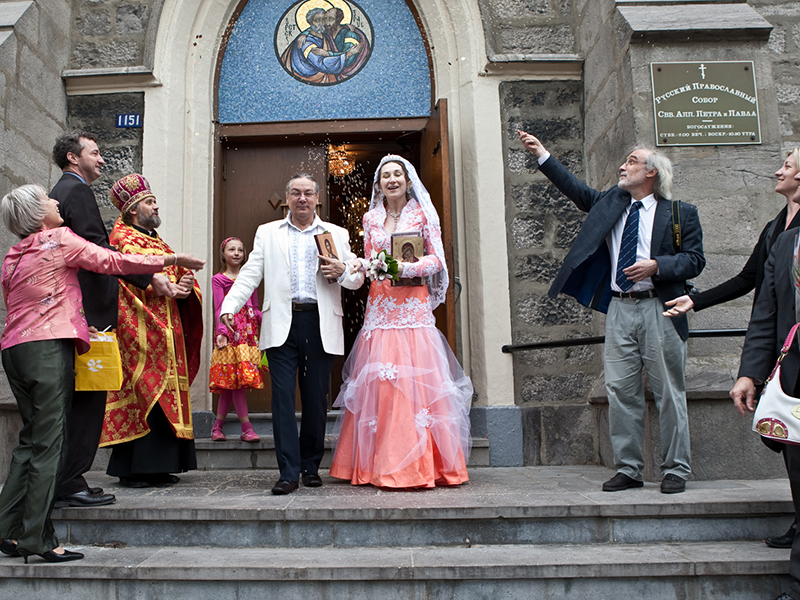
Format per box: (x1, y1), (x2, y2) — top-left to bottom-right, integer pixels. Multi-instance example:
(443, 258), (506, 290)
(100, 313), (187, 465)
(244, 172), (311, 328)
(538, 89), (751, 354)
(500, 80), (601, 466)
(69, 0), (162, 70)
(755, 0), (800, 151)
(497, 1), (791, 478)
(0, 0), (71, 476)
(477, 0), (576, 56)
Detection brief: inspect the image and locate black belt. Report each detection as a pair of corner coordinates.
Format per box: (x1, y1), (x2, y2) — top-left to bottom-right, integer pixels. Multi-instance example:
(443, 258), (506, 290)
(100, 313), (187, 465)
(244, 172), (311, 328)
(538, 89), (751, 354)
(292, 302), (318, 312)
(611, 289), (657, 299)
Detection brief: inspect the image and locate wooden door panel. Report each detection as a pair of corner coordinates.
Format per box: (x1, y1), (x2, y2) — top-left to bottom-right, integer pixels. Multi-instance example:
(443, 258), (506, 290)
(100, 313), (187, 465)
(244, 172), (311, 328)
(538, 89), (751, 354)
(215, 112), (455, 413)
(219, 144), (326, 412)
(420, 99), (456, 350)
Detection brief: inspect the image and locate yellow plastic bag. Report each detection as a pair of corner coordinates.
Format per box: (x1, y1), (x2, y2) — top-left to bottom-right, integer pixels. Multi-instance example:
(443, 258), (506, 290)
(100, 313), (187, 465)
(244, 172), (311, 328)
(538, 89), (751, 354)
(74, 331), (123, 391)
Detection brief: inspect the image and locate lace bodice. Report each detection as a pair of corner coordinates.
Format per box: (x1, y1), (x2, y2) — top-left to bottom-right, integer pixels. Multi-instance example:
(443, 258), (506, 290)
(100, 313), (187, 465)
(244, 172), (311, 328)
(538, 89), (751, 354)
(362, 199), (444, 279)
(360, 200), (441, 335)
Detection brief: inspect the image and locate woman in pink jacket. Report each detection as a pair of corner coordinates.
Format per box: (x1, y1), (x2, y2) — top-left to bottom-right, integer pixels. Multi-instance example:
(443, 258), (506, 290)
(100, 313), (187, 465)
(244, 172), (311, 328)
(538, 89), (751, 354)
(0, 184), (204, 564)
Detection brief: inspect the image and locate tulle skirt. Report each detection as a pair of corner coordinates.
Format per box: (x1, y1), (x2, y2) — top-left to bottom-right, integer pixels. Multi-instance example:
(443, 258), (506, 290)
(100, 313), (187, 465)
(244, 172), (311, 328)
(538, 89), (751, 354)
(330, 322), (473, 489)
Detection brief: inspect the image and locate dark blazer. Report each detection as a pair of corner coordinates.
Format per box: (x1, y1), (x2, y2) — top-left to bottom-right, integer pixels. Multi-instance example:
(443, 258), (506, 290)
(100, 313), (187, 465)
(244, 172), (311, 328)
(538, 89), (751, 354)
(50, 173), (152, 329)
(738, 229), (800, 393)
(691, 206), (800, 313)
(540, 155), (705, 341)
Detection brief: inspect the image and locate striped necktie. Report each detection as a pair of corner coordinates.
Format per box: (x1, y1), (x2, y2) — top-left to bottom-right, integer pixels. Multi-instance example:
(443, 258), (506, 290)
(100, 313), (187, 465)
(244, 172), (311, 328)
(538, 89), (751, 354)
(615, 201), (643, 292)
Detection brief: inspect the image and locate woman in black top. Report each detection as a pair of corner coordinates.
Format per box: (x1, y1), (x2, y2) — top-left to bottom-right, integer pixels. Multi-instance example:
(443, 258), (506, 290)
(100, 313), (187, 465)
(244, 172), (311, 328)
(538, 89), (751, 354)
(664, 148), (800, 549)
(665, 149), (800, 316)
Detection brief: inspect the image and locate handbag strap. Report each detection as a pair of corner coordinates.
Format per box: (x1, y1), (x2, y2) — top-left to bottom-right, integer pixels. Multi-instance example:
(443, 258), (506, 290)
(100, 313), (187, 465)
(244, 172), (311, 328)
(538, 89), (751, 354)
(778, 323), (800, 363)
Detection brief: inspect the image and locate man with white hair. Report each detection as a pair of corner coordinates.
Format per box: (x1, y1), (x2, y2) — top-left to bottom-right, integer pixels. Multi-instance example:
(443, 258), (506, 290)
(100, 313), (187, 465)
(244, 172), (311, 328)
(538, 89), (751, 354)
(518, 131), (705, 494)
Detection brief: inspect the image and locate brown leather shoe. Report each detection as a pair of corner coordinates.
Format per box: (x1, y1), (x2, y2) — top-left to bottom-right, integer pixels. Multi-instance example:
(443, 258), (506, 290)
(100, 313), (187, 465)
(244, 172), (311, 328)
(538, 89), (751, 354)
(271, 480), (298, 495)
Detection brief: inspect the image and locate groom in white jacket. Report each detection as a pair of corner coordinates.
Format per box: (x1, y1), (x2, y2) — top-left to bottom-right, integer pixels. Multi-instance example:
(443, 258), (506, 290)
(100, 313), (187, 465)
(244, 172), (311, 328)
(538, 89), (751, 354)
(220, 173), (364, 495)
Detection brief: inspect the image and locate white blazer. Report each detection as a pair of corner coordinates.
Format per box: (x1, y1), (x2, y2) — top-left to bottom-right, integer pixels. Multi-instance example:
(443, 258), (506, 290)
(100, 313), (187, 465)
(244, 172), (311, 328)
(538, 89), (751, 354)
(219, 218), (364, 355)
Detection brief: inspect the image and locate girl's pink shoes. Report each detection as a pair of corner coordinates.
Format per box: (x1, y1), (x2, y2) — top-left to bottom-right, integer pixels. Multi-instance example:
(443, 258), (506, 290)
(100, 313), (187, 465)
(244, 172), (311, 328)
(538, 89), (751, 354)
(240, 429), (260, 443)
(211, 427), (227, 442)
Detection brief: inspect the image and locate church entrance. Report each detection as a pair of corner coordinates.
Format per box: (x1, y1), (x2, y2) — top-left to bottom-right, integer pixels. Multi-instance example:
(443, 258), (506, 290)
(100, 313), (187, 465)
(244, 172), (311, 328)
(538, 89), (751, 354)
(213, 102), (454, 412)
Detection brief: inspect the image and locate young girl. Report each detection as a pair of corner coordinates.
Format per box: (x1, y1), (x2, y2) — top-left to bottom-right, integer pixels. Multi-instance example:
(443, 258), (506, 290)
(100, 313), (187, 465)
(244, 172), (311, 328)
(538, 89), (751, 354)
(209, 237), (264, 442)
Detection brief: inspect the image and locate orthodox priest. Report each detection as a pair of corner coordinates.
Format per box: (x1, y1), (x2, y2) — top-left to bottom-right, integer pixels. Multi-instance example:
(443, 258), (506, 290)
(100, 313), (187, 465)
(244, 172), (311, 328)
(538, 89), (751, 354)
(100, 174), (204, 488)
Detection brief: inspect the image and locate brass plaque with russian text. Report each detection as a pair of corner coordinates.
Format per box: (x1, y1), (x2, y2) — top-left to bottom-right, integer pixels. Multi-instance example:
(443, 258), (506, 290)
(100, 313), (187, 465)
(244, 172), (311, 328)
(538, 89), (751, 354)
(651, 61), (760, 146)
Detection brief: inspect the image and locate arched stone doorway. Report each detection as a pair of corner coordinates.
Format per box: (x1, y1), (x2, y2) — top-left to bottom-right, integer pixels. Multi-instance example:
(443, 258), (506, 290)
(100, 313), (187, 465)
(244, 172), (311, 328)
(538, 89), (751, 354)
(144, 0), (514, 427)
(214, 0), (453, 411)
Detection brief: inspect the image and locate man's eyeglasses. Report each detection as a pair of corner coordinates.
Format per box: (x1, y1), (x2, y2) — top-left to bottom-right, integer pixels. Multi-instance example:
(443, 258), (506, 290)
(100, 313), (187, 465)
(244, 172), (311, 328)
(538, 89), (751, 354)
(288, 190), (318, 198)
(625, 157), (646, 166)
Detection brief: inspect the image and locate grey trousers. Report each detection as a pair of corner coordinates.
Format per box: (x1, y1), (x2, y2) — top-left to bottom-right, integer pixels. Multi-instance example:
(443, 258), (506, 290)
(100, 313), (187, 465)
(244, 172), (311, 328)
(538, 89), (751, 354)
(604, 297), (691, 481)
(0, 339), (73, 553)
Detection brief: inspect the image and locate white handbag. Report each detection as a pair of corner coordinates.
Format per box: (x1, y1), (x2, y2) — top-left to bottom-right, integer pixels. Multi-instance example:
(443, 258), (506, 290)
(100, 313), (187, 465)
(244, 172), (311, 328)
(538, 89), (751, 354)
(753, 323), (800, 444)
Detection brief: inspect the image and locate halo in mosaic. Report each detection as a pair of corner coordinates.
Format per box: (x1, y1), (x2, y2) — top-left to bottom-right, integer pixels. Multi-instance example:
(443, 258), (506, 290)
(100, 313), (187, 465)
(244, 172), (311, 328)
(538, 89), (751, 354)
(218, 0), (431, 123)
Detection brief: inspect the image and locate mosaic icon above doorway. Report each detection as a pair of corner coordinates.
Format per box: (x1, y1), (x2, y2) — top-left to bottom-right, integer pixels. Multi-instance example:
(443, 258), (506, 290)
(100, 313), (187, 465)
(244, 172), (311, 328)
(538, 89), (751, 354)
(218, 0), (430, 123)
(276, 0), (373, 86)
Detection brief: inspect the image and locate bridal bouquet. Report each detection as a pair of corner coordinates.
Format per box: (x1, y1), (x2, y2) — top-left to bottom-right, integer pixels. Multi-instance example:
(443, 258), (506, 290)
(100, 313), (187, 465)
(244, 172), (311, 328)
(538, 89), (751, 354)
(366, 249), (399, 281)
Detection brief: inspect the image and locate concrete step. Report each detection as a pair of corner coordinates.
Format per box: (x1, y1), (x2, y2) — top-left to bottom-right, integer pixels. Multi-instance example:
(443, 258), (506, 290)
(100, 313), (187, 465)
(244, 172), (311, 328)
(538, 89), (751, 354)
(0, 541), (791, 599)
(92, 436), (490, 471)
(192, 435), (490, 469)
(54, 467), (794, 550)
(90, 411), (491, 471)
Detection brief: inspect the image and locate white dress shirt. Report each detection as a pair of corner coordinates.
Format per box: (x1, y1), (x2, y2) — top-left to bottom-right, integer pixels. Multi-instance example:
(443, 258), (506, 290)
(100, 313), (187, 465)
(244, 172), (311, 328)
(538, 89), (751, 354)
(285, 212), (325, 303)
(607, 195), (656, 293)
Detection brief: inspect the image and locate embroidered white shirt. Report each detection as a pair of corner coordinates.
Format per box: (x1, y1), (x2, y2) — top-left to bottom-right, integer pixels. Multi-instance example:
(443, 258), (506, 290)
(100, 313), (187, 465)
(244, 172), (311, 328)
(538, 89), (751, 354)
(284, 212), (324, 303)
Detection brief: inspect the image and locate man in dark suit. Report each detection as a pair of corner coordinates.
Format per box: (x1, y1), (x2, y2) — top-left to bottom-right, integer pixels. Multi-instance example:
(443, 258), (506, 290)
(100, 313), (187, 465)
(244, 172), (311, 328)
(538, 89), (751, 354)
(518, 131), (705, 493)
(49, 131), (178, 508)
(731, 228), (800, 600)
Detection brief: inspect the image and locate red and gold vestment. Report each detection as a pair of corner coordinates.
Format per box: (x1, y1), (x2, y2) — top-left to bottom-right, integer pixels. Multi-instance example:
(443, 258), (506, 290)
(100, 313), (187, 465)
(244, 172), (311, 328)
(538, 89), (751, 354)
(100, 219), (203, 447)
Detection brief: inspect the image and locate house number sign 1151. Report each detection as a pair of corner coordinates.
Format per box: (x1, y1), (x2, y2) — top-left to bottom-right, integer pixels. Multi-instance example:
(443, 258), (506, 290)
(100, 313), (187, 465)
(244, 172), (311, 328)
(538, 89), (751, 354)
(116, 114), (142, 128)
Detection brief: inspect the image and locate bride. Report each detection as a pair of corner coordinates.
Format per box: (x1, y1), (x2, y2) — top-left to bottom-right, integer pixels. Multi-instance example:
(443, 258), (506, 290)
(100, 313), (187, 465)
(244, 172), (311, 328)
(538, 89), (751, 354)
(330, 155), (473, 488)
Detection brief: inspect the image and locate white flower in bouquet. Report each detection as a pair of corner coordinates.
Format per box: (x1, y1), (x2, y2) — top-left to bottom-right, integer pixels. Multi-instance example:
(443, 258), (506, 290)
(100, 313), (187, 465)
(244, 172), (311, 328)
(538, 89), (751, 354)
(366, 249), (398, 281)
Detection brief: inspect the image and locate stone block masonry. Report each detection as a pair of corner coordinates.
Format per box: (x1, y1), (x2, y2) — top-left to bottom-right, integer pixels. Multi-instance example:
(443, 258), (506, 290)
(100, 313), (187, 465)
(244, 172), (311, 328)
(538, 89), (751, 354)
(70, 0), (158, 69)
(500, 80), (602, 467)
(66, 92), (144, 230)
(0, 0), (71, 477)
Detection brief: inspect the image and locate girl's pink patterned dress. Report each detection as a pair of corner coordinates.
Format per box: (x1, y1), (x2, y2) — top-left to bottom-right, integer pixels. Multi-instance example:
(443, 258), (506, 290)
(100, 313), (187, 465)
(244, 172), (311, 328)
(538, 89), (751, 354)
(209, 273), (264, 392)
(330, 199), (472, 488)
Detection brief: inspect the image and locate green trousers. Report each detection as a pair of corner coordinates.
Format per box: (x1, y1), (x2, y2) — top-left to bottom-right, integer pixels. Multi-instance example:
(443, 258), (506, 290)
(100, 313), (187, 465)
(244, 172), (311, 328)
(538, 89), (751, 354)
(0, 339), (73, 554)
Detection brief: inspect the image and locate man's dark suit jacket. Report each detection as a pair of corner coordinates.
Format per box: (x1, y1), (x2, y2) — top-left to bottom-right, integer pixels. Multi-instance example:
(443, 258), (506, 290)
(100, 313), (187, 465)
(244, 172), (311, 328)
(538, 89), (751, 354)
(539, 155), (705, 341)
(50, 173), (151, 329)
(738, 229), (800, 393)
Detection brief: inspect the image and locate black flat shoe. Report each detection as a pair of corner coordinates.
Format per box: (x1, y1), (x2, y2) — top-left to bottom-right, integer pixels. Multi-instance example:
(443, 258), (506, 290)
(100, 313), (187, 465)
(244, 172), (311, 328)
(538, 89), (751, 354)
(55, 489), (116, 508)
(119, 477), (152, 488)
(766, 519), (798, 549)
(0, 539), (19, 557)
(602, 472), (643, 492)
(18, 548), (84, 563)
(271, 480), (298, 495)
(301, 473), (322, 487)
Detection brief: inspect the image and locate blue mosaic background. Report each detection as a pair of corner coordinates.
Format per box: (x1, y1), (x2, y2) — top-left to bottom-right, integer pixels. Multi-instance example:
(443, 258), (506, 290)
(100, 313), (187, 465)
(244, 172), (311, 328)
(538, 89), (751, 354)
(218, 0), (432, 123)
